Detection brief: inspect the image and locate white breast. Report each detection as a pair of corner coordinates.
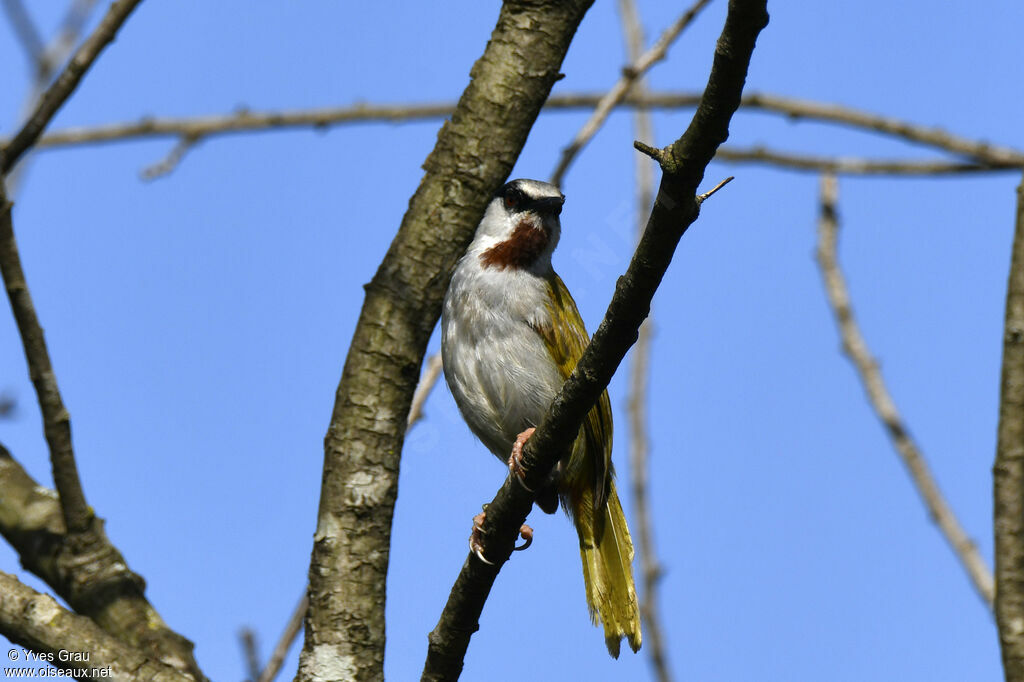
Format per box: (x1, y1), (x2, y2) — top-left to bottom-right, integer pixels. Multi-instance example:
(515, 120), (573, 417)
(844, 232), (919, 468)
(441, 246), (565, 461)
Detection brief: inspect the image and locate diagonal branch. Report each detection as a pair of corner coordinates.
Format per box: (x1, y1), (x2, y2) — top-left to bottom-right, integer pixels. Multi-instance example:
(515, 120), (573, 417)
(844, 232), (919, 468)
(995, 173), (1024, 680)
(617, 0), (673, 680)
(0, 0), (146, 175)
(549, 0), (713, 187)
(815, 173), (994, 609)
(0, 185), (90, 533)
(0, 570), (190, 681)
(422, 1), (769, 679)
(2, 0), (45, 67)
(298, 2), (596, 681)
(0, 442), (203, 678)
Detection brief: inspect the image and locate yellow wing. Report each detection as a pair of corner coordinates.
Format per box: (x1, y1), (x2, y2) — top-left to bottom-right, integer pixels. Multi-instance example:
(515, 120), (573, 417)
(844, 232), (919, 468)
(533, 272), (613, 512)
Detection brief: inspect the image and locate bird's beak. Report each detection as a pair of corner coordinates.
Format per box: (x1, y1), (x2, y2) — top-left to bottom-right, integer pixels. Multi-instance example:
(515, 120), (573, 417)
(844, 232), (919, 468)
(534, 196), (565, 215)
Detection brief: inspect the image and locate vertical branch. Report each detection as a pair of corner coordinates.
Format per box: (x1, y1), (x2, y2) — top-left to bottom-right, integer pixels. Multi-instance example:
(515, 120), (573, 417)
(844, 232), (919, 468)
(0, 186), (90, 533)
(996, 173), (1024, 680)
(618, 1), (673, 681)
(815, 173), (994, 609)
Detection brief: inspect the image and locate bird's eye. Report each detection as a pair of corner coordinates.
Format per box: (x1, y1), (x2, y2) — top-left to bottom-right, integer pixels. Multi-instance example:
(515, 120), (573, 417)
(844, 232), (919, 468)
(504, 189), (523, 210)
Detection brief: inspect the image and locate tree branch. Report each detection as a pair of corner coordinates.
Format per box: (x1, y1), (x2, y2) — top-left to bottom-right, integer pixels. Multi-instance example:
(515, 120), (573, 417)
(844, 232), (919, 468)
(298, 2), (595, 681)
(0, 0), (146, 175)
(0, 184), (90, 533)
(256, 594), (307, 682)
(2, 0), (45, 67)
(0, 570), (189, 681)
(549, 0), (713, 187)
(995, 173), (1024, 680)
(815, 173), (994, 610)
(617, 0), (673, 680)
(0, 443), (203, 679)
(422, 1), (769, 679)
(714, 146), (1017, 175)
(22, 91), (1024, 172)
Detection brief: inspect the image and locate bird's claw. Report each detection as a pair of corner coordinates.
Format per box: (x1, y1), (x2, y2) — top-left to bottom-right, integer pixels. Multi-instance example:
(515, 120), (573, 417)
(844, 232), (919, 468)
(470, 510), (494, 565)
(514, 524), (534, 552)
(469, 509), (534, 563)
(507, 427), (536, 491)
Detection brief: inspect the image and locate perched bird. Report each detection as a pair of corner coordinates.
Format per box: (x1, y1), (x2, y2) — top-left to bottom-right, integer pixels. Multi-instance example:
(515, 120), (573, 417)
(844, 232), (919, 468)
(441, 178), (642, 657)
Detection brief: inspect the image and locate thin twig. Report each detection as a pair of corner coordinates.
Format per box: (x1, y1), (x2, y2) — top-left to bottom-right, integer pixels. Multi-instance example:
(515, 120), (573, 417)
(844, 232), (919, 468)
(15, 91), (1024, 173)
(618, 0), (673, 680)
(2, 0), (44, 66)
(0, 185), (90, 533)
(240, 629), (260, 682)
(40, 0), (101, 79)
(257, 593), (308, 682)
(0, 0), (146, 175)
(995, 172), (1024, 679)
(140, 134), (200, 180)
(6, 0), (102, 196)
(550, 0), (713, 187)
(815, 173), (995, 609)
(715, 146), (1016, 175)
(408, 354), (444, 429)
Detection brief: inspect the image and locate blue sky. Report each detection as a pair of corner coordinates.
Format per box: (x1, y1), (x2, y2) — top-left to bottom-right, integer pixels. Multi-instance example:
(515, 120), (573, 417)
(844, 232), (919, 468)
(1, 1), (1021, 680)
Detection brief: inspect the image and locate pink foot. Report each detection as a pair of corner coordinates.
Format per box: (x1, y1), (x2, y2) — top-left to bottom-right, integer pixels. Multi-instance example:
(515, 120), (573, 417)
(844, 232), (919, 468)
(469, 508), (534, 564)
(470, 510), (493, 565)
(507, 427), (536, 490)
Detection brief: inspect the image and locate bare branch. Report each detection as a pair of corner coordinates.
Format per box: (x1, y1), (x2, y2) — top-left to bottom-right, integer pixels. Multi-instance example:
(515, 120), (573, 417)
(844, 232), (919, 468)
(298, 1), (596, 680)
(0, 442), (203, 678)
(0, 571), (190, 681)
(815, 173), (995, 610)
(714, 146), (1016, 175)
(549, 0), (713, 186)
(0, 0), (146, 175)
(240, 628), (260, 682)
(423, 1), (768, 678)
(2, 0), (44, 67)
(257, 594), (307, 682)
(18, 91), (1024, 177)
(0, 185), (90, 533)
(408, 354), (444, 429)
(140, 135), (200, 180)
(995, 173), (1024, 679)
(618, 0), (672, 679)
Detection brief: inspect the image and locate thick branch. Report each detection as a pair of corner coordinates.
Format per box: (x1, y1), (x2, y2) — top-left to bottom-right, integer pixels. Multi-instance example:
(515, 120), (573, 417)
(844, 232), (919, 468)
(422, 2), (768, 679)
(0, 0), (146, 175)
(815, 174), (994, 609)
(0, 186), (90, 533)
(0, 571), (189, 681)
(298, 2), (594, 681)
(549, 0), (713, 186)
(0, 444), (203, 679)
(996, 173), (1024, 680)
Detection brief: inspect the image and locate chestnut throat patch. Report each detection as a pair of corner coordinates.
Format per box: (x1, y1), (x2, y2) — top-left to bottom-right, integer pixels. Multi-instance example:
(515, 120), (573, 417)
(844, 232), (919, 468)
(479, 218), (549, 270)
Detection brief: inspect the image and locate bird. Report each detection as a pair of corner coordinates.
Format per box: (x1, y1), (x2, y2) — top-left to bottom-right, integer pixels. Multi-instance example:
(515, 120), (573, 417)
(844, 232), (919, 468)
(440, 178), (642, 657)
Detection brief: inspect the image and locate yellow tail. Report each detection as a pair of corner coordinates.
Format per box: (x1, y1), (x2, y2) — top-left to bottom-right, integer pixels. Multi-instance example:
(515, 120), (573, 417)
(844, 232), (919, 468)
(575, 482), (642, 657)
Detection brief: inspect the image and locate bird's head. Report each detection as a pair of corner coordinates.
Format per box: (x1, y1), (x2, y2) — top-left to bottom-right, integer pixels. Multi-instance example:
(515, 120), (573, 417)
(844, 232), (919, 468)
(474, 178), (565, 271)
